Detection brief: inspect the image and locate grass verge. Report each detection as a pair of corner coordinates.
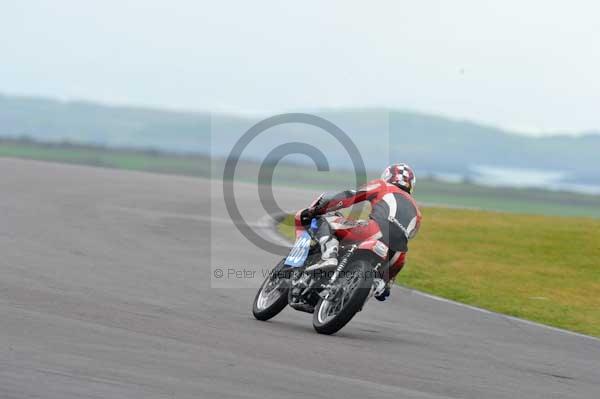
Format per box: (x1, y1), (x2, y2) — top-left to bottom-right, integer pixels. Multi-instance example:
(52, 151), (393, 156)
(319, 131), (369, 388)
(278, 208), (600, 337)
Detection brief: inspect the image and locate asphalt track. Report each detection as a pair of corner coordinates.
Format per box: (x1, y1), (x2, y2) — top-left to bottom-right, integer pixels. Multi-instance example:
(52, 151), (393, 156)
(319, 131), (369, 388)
(1, 158), (599, 399)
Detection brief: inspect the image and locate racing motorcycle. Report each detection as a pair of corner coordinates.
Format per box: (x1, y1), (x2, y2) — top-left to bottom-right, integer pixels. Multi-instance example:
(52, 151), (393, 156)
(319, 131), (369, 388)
(252, 194), (392, 335)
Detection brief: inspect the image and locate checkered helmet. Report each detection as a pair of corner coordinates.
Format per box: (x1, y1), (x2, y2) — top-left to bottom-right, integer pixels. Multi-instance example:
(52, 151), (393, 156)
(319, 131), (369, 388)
(381, 163), (416, 194)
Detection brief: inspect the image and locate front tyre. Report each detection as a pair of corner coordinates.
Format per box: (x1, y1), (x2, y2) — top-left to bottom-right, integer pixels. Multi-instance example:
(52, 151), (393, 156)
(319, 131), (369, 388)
(252, 259), (290, 321)
(312, 259), (373, 335)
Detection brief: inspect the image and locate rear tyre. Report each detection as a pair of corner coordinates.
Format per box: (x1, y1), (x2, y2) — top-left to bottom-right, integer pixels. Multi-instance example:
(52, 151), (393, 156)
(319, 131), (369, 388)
(312, 259), (373, 335)
(252, 259), (290, 321)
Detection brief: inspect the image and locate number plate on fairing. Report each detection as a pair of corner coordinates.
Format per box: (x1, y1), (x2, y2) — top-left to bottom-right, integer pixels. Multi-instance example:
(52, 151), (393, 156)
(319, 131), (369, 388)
(284, 231), (312, 267)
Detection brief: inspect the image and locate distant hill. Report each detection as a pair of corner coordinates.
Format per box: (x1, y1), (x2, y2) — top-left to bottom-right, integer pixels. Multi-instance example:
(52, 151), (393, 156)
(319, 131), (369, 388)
(1, 94), (599, 188)
(0, 94), (212, 152)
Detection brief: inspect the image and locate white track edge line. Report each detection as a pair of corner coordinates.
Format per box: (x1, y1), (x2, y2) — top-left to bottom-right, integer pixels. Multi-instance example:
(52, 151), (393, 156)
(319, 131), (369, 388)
(408, 289), (600, 343)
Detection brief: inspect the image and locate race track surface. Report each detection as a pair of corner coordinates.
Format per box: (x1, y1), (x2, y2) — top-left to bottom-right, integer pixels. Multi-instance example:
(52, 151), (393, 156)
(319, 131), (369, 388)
(1, 158), (599, 399)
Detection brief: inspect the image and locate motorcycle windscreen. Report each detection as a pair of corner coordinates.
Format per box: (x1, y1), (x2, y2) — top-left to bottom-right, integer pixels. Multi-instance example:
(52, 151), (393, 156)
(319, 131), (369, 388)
(284, 231), (311, 267)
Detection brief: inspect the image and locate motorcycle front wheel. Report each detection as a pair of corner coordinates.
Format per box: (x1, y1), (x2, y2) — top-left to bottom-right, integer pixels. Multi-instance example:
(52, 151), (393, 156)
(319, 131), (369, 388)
(252, 259), (290, 321)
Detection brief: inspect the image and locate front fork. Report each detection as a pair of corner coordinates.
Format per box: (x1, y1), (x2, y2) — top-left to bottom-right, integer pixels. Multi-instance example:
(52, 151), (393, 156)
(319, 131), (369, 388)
(319, 244), (358, 301)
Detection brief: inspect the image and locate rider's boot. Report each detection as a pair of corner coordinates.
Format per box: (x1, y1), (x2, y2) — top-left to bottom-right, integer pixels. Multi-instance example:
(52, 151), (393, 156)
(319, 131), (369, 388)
(305, 236), (339, 271)
(374, 278), (393, 301)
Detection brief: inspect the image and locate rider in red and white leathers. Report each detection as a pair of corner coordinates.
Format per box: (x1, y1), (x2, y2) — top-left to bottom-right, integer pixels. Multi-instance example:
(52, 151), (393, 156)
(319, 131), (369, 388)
(307, 163), (422, 301)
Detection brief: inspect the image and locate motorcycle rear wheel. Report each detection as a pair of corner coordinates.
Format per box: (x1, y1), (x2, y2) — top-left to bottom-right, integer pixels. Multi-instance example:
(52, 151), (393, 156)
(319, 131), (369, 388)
(312, 259), (373, 335)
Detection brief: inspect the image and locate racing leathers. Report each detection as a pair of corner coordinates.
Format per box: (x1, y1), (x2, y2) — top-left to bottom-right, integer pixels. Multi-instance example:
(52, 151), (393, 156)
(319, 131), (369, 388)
(308, 178), (422, 294)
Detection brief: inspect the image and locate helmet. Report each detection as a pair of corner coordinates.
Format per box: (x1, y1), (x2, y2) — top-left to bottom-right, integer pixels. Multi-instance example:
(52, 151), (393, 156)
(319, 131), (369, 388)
(381, 163), (416, 194)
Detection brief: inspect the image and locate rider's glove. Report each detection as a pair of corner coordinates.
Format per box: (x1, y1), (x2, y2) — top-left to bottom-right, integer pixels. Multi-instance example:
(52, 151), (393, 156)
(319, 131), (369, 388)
(300, 208), (315, 226)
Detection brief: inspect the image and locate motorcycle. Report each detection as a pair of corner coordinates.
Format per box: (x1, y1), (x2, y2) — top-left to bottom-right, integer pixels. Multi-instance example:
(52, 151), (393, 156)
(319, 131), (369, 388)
(252, 193), (392, 335)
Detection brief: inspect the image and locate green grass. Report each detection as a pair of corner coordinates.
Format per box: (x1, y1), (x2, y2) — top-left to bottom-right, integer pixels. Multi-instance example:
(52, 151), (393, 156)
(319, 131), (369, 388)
(0, 140), (212, 177)
(278, 208), (600, 337)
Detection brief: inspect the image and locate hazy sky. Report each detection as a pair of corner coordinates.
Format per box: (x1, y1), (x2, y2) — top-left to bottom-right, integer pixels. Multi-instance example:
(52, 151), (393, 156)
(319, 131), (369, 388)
(2, 0), (599, 134)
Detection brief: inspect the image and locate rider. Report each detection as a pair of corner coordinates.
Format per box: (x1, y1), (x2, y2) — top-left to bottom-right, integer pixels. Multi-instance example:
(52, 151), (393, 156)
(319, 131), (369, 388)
(306, 163), (421, 301)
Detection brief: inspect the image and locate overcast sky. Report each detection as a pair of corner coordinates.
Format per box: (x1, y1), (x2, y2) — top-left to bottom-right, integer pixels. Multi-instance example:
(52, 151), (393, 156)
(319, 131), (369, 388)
(1, 0), (599, 135)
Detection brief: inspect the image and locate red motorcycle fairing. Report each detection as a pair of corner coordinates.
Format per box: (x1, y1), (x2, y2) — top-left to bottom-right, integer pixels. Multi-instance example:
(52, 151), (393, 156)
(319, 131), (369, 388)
(294, 201), (391, 262)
